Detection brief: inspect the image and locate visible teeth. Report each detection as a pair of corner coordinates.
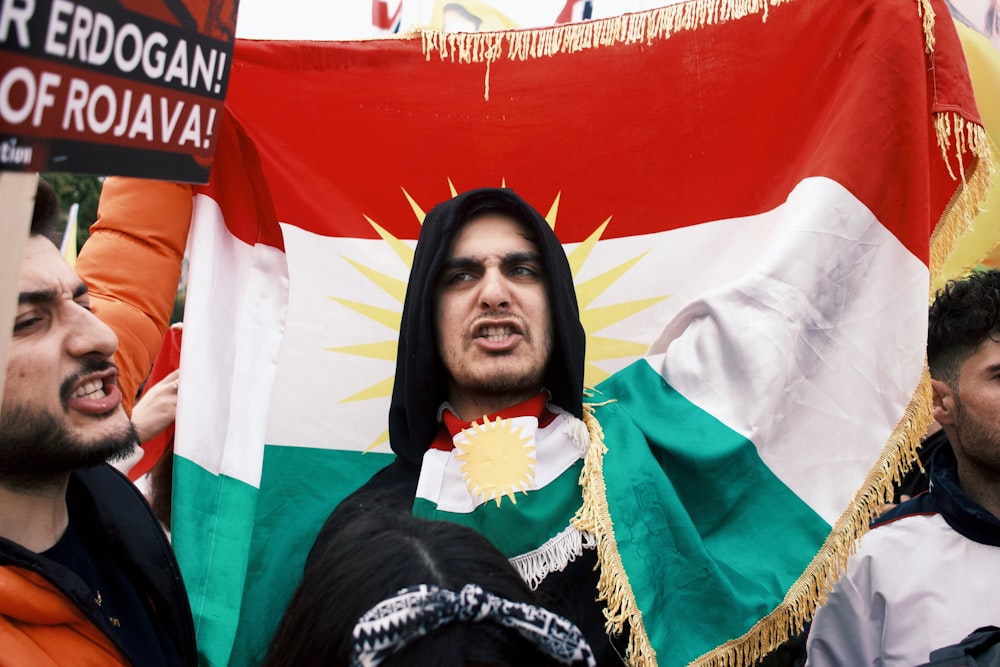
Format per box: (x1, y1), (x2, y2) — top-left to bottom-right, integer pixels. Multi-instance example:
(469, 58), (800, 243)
(480, 325), (514, 342)
(73, 379), (107, 400)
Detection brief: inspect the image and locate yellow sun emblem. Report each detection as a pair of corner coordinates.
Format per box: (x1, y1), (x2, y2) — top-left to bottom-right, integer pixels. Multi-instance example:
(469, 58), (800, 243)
(454, 416), (536, 508)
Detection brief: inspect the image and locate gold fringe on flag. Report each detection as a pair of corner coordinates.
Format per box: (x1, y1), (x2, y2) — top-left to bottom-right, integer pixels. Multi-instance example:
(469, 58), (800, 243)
(573, 402), (658, 667)
(917, 0), (937, 52)
(418, 0), (797, 100)
(416, 0), (946, 100)
(930, 112), (995, 280)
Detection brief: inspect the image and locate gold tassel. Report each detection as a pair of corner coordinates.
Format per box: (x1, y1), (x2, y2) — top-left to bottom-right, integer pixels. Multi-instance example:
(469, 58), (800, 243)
(419, 0), (797, 99)
(931, 113), (994, 280)
(573, 403), (658, 667)
(421, 0), (796, 66)
(917, 0), (936, 52)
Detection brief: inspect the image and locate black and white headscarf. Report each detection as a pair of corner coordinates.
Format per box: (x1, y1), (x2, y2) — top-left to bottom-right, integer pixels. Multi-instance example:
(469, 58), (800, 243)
(349, 583), (597, 667)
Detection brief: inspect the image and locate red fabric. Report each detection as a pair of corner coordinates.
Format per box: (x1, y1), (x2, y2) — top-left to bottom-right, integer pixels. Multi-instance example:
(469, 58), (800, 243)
(202, 0), (979, 268)
(432, 392), (557, 451)
(129, 326), (183, 481)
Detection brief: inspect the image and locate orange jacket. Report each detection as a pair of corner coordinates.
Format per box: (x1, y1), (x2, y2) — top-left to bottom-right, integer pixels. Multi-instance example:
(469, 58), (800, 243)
(75, 177), (194, 415)
(0, 567), (129, 666)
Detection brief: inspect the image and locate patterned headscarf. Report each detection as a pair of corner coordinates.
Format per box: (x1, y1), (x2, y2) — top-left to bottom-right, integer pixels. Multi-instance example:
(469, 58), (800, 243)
(350, 583), (597, 667)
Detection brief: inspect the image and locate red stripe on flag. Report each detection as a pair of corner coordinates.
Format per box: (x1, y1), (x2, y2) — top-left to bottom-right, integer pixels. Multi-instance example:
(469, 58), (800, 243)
(202, 0), (978, 264)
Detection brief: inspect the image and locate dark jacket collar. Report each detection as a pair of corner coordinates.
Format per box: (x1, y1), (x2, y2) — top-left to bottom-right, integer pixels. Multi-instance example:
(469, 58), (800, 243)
(927, 443), (1000, 547)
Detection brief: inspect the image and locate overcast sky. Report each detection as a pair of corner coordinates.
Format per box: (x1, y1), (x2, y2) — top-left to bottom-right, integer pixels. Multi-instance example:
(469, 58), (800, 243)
(233, 1), (673, 40)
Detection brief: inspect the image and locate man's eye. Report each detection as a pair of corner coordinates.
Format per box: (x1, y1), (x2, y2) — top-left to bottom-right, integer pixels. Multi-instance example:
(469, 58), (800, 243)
(447, 272), (474, 283)
(13, 315), (42, 333)
(510, 266), (538, 277)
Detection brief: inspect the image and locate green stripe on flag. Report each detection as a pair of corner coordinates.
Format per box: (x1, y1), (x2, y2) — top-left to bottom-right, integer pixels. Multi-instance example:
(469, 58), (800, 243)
(591, 359), (830, 666)
(172, 455), (258, 667)
(414, 459), (586, 558)
(173, 447), (394, 666)
(230, 446), (393, 664)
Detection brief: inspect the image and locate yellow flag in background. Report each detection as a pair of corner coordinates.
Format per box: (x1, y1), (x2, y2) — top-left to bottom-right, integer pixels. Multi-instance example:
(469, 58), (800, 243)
(60, 203), (78, 267)
(938, 18), (1000, 288)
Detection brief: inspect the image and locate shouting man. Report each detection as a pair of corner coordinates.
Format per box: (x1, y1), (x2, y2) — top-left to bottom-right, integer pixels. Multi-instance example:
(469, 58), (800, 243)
(0, 180), (196, 666)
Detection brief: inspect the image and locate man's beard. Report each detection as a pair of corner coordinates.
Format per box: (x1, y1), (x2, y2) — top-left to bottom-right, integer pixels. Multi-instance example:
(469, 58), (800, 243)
(456, 364), (548, 414)
(952, 394), (1000, 476)
(0, 402), (137, 488)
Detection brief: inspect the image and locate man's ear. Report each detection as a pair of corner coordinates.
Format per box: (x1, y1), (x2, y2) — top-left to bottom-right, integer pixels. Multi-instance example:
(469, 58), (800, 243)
(931, 378), (956, 425)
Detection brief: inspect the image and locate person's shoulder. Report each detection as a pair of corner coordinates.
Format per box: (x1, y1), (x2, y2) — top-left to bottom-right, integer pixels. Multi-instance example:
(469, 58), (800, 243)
(70, 464), (160, 526)
(874, 490), (939, 527)
(847, 494), (948, 569)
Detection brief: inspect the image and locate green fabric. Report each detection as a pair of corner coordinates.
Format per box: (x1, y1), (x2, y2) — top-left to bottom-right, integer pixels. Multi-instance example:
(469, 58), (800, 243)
(413, 459), (585, 558)
(591, 360), (830, 666)
(172, 456), (257, 667)
(172, 448), (393, 666)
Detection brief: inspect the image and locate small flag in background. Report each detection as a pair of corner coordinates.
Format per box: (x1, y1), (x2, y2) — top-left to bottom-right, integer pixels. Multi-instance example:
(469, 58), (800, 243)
(371, 0), (403, 32)
(60, 203), (78, 266)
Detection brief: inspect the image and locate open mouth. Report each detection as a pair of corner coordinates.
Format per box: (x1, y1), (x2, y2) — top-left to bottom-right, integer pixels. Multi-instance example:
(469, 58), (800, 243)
(72, 378), (109, 401)
(478, 325), (517, 342)
(62, 363), (122, 415)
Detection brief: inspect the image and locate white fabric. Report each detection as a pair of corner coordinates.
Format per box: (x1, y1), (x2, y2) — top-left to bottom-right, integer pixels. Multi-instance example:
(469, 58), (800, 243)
(806, 512), (1000, 667)
(264, 193), (782, 454)
(178, 196), (289, 484)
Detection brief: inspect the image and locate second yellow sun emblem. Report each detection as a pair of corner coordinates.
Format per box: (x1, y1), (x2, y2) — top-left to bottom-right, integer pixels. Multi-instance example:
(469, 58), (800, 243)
(454, 416), (536, 507)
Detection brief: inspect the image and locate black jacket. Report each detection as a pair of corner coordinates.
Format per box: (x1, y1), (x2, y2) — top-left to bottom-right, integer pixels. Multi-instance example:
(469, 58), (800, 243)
(0, 464), (197, 666)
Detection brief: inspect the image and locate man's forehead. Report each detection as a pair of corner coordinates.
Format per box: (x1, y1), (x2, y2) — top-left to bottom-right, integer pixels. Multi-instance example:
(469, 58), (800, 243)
(450, 213), (539, 252)
(19, 236), (84, 295)
(959, 337), (1000, 377)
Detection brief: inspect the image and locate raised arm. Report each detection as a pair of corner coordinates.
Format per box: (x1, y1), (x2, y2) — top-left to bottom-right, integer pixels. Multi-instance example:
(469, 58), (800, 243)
(75, 177), (193, 414)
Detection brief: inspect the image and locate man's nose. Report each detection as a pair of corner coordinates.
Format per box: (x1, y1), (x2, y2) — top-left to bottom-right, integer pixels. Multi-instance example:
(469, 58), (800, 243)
(479, 269), (510, 309)
(66, 304), (119, 359)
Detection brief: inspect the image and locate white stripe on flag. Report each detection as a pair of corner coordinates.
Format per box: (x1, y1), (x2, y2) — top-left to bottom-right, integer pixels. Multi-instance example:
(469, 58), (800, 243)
(262, 195), (792, 453)
(651, 177), (927, 523)
(176, 196), (289, 486)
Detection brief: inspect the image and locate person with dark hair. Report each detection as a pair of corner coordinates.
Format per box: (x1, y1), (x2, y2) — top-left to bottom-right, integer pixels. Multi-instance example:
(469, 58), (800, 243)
(265, 508), (596, 667)
(805, 269), (1000, 666)
(0, 178), (196, 665)
(30, 177), (62, 245)
(309, 188), (624, 660)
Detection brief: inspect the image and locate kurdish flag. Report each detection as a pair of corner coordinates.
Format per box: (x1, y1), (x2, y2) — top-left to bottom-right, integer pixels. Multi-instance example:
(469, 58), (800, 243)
(170, 0), (990, 665)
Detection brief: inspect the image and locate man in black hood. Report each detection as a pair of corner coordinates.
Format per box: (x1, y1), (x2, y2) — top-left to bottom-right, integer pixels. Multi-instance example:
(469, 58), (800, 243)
(309, 187), (624, 662)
